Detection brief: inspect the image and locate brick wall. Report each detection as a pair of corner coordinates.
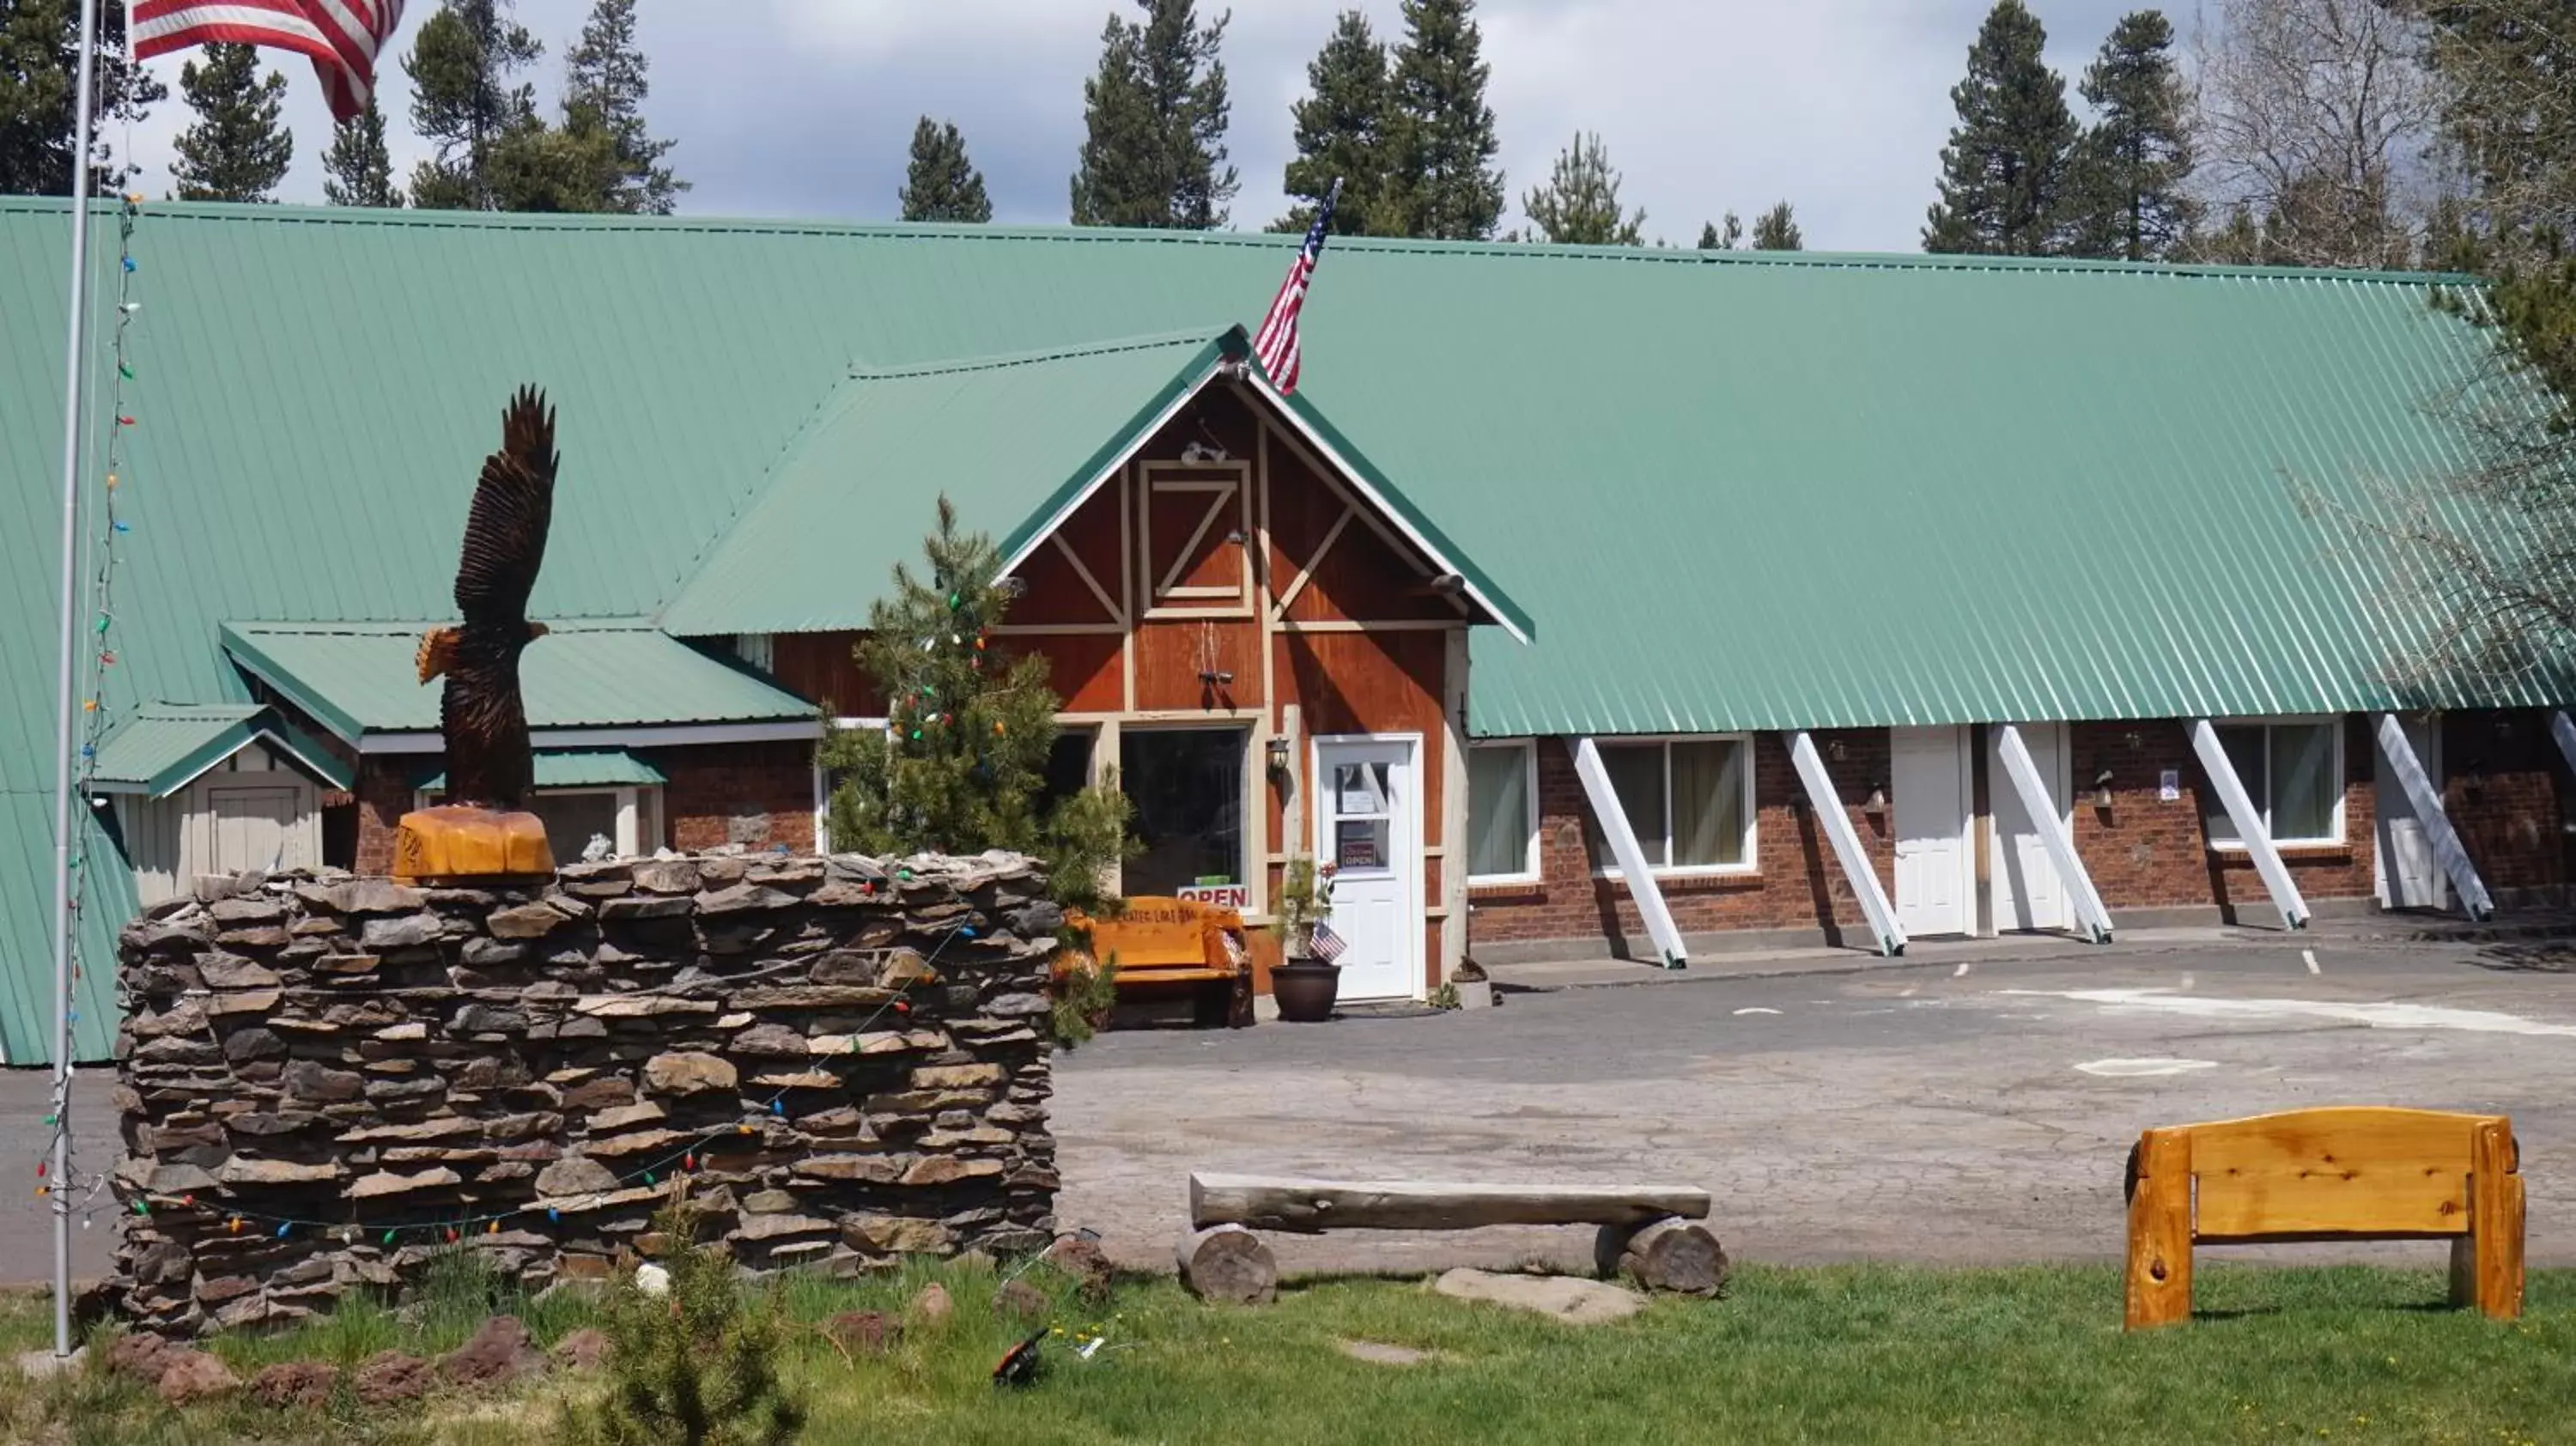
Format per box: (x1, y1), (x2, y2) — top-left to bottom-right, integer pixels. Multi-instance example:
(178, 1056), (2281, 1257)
(1468, 730), (1892, 950)
(2444, 710), (2571, 898)
(2068, 718), (2377, 918)
(1468, 712), (2573, 957)
(651, 741), (818, 854)
(352, 758), (411, 877)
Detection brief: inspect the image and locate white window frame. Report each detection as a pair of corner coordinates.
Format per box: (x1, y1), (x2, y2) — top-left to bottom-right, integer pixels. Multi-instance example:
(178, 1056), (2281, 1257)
(812, 717), (890, 852)
(2207, 715), (2346, 850)
(1466, 739), (1542, 885)
(412, 784), (656, 858)
(1587, 733), (1759, 879)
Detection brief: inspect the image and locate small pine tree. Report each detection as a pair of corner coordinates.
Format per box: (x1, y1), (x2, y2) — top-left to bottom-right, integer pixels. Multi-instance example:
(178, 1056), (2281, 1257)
(1388, 0), (1504, 240)
(169, 42), (293, 202)
(552, 1195), (804, 1446)
(1750, 200), (1802, 251)
(1275, 9), (1394, 235)
(2063, 9), (2193, 261)
(821, 498), (1130, 919)
(1923, 0), (2078, 256)
(1522, 131), (1643, 246)
(1069, 0), (1237, 228)
(1696, 214), (1742, 250)
(901, 117), (993, 222)
(322, 98), (403, 207)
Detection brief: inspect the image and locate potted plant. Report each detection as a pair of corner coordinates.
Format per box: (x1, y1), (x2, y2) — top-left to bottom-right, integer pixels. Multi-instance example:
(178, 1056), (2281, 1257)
(1270, 856), (1340, 1023)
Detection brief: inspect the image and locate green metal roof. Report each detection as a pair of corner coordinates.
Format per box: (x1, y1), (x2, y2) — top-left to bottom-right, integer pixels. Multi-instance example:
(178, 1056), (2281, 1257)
(2, 197), (2564, 1058)
(220, 621), (816, 739)
(416, 748), (666, 792)
(88, 702), (353, 796)
(661, 327), (1529, 640)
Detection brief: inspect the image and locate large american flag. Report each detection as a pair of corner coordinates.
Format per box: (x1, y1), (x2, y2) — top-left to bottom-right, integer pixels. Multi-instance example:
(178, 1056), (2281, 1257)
(1251, 177), (1341, 396)
(134, 1), (405, 123)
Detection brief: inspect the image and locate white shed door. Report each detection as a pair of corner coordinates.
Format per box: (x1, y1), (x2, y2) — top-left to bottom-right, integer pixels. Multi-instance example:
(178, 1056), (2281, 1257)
(1314, 738), (1420, 1001)
(1891, 727), (1971, 937)
(203, 785), (302, 875)
(1990, 724), (2075, 933)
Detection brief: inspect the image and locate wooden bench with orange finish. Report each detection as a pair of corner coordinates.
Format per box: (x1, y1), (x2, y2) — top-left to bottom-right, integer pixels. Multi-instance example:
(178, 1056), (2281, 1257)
(1060, 896), (1252, 1028)
(2123, 1106), (2524, 1329)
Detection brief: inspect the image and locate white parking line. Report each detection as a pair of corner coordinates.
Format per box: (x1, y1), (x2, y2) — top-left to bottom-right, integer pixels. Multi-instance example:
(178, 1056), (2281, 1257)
(2303, 949), (2321, 975)
(1953, 963), (1971, 978)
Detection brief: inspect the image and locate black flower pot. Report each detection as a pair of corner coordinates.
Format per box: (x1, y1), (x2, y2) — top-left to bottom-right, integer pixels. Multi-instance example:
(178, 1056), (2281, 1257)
(1271, 957), (1340, 1023)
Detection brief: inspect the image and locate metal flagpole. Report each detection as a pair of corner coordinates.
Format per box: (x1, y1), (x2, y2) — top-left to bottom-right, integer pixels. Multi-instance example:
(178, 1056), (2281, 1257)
(50, 0), (104, 1361)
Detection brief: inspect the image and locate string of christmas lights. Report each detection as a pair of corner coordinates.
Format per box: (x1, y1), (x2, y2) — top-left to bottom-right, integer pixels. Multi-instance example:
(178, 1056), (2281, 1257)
(36, 192), (147, 1229)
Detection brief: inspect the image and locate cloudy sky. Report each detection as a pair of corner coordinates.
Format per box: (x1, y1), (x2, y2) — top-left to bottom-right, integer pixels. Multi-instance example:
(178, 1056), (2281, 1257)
(123, 0), (2153, 252)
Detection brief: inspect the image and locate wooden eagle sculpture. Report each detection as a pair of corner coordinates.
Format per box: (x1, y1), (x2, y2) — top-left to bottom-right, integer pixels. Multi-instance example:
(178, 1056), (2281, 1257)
(392, 387), (560, 882)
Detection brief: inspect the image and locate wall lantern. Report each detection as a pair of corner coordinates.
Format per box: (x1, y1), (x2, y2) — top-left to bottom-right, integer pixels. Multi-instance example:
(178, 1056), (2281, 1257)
(1862, 782), (1887, 817)
(2093, 768), (2116, 809)
(1266, 735), (1293, 777)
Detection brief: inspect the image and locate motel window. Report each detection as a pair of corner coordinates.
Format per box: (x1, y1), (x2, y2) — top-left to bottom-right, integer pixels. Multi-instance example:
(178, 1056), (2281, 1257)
(1041, 728), (1098, 811)
(1467, 741), (1540, 883)
(1588, 736), (1753, 873)
(2205, 719), (2342, 847)
(1119, 726), (1247, 898)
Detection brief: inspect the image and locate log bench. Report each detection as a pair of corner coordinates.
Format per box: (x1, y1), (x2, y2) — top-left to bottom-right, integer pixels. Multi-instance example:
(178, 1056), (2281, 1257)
(1176, 1173), (1726, 1304)
(2124, 1106), (2524, 1329)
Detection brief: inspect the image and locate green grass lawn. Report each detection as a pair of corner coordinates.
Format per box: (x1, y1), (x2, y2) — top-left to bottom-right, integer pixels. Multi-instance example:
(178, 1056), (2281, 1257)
(5, 1261), (2573, 1446)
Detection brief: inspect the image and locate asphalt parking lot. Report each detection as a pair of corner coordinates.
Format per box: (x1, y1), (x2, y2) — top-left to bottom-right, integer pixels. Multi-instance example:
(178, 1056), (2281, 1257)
(8, 932), (2573, 1289)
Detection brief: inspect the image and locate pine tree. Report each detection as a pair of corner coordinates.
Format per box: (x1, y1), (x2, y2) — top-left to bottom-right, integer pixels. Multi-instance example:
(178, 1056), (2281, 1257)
(821, 498), (1131, 917)
(1923, 0), (2078, 255)
(1069, 0), (1238, 229)
(0, 0), (166, 195)
(2063, 9), (2192, 260)
(168, 43), (292, 203)
(562, 0), (683, 214)
(1389, 0), (1504, 240)
(1751, 200), (1802, 251)
(1697, 213), (1742, 250)
(1275, 9), (1394, 235)
(553, 1196), (805, 1446)
(404, 0), (543, 210)
(322, 98), (402, 207)
(1522, 131), (1643, 246)
(901, 117), (993, 222)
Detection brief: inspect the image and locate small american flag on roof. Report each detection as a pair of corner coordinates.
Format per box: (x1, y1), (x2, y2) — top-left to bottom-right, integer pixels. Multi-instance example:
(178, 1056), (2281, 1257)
(134, 0), (405, 124)
(1251, 177), (1340, 396)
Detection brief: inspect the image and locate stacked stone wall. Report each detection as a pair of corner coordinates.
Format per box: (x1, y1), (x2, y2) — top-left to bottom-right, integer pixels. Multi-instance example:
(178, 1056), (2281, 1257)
(110, 850), (1059, 1336)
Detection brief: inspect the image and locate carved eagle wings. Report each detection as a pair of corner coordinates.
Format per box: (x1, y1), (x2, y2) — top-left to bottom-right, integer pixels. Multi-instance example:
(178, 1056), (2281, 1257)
(416, 387), (558, 809)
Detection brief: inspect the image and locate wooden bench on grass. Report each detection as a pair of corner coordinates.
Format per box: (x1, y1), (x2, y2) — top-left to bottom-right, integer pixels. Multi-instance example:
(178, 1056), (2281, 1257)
(1176, 1174), (1726, 1304)
(2124, 1106), (2524, 1329)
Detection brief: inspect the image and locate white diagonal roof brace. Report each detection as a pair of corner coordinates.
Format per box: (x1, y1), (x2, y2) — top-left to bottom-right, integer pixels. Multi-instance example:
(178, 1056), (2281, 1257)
(2549, 710), (2576, 784)
(2188, 719), (2310, 930)
(2372, 713), (2494, 921)
(1994, 724), (2114, 944)
(1566, 738), (1688, 969)
(1789, 732), (1905, 957)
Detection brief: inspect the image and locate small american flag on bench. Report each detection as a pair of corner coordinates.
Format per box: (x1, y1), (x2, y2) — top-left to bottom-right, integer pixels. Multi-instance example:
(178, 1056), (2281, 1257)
(1307, 920), (1349, 963)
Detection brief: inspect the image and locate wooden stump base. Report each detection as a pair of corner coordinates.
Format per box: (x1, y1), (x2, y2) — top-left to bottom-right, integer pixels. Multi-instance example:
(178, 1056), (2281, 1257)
(1595, 1216), (1728, 1297)
(1176, 1224), (1277, 1305)
(392, 805), (555, 885)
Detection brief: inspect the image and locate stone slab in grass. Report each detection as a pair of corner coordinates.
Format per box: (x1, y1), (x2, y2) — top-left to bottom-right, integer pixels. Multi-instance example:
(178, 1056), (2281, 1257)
(1432, 1268), (1644, 1325)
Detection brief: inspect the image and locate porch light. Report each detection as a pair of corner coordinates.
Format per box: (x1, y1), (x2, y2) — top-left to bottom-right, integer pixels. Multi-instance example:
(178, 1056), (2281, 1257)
(2093, 769), (2116, 809)
(1266, 735), (1292, 777)
(1862, 783), (1886, 817)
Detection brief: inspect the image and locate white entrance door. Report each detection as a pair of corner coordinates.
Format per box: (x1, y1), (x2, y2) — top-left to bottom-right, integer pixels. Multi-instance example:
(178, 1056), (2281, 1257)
(1891, 726), (1972, 937)
(1990, 723), (2075, 933)
(1313, 737), (1421, 1001)
(2377, 714), (2448, 910)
